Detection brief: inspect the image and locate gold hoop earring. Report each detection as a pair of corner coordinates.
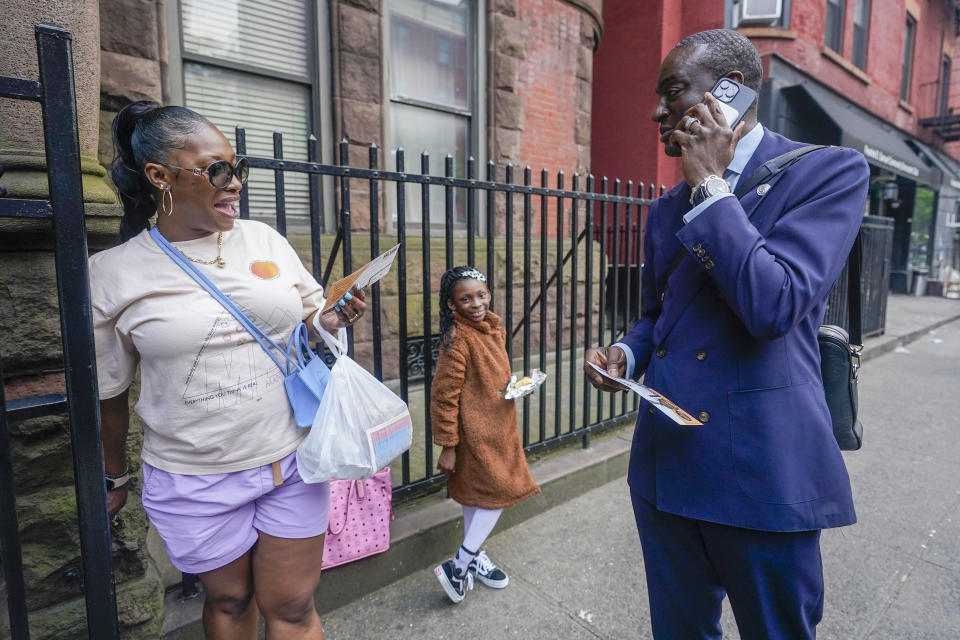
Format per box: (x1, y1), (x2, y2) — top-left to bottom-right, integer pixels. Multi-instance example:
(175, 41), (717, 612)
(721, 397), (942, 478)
(158, 187), (173, 216)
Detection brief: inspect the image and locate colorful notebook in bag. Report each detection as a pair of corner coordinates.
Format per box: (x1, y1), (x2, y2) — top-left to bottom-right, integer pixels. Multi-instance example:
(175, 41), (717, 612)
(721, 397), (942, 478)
(149, 228), (335, 426)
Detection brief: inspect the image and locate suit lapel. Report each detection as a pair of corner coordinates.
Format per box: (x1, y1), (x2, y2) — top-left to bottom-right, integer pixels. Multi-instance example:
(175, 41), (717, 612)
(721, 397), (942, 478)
(651, 130), (796, 345)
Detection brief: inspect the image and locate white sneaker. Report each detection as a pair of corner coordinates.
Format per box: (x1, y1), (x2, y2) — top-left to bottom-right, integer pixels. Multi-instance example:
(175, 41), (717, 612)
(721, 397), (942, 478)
(468, 550), (509, 589)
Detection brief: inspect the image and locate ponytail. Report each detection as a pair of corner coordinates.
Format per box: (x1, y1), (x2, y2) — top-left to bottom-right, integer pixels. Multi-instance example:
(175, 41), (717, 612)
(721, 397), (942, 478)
(109, 101), (210, 243)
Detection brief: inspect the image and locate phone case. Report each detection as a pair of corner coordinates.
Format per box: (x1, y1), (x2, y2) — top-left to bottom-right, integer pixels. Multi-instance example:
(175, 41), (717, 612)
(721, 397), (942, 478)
(710, 78), (757, 128)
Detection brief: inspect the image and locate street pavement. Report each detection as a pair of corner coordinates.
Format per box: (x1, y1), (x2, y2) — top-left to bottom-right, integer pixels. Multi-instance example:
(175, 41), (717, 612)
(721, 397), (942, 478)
(320, 312), (960, 639)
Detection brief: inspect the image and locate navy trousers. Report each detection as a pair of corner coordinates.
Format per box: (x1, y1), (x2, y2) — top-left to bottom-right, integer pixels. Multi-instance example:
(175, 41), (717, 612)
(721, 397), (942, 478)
(631, 492), (824, 640)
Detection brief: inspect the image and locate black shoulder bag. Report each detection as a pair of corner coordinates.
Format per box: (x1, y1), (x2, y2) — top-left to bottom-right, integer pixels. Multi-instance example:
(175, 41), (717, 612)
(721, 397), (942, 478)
(662, 144), (864, 451)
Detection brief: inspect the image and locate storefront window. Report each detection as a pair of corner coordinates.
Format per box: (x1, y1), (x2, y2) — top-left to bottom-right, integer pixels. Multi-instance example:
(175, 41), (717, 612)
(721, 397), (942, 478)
(909, 186), (936, 271)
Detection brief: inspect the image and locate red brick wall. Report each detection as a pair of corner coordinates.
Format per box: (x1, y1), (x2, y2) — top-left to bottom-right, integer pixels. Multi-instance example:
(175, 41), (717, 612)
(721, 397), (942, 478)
(752, 0), (957, 138)
(591, 0), (724, 194)
(516, 0), (580, 176)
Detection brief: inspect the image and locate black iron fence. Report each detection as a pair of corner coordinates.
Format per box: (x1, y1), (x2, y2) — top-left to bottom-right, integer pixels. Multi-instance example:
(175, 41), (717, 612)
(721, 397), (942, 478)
(0, 25), (120, 640)
(234, 130), (654, 500)
(824, 215), (894, 337)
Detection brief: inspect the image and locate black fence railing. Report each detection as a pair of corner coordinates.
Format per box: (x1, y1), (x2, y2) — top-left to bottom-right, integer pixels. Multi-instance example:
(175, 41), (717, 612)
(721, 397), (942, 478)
(235, 130), (656, 500)
(824, 215), (894, 338)
(0, 25), (120, 640)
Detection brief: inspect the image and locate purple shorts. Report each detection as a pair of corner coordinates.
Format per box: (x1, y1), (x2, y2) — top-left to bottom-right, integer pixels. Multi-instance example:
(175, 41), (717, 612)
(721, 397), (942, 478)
(141, 450), (330, 574)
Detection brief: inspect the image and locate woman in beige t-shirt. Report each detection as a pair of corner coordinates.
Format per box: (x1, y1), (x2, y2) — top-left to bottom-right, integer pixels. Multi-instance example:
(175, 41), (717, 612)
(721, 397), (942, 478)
(92, 101), (363, 639)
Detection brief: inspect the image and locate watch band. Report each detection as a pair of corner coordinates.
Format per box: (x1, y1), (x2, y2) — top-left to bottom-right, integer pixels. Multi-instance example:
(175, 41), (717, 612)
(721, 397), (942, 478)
(689, 174), (730, 207)
(105, 468), (131, 491)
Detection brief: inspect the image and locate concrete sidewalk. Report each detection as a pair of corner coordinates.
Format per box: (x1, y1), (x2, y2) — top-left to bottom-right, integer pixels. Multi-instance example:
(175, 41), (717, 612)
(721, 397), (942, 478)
(161, 295), (960, 639)
(317, 295), (960, 639)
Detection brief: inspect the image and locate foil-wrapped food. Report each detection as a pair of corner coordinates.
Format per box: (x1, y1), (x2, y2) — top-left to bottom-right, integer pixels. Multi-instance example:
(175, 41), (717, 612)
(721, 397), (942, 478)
(503, 369), (548, 400)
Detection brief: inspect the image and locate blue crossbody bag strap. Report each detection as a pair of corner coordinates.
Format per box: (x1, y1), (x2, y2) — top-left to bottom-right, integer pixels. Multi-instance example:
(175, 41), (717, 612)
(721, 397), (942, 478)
(149, 228), (296, 374)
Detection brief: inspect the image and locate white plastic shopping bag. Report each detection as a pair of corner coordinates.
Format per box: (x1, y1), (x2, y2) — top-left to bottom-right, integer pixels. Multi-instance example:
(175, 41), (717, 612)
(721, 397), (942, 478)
(296, 328), (413, 482)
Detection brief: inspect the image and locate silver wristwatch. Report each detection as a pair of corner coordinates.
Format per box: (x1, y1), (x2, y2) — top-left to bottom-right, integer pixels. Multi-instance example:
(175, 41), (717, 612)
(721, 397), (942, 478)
(689, 174), (731, 206)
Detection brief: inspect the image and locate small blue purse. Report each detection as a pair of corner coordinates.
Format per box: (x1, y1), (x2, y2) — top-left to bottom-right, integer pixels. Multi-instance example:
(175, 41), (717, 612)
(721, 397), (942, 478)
(150, 228), (331, 427)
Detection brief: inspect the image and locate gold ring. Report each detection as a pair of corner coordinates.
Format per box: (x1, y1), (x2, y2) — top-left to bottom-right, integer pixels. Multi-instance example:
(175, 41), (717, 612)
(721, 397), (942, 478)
(348, 313), (360, 323)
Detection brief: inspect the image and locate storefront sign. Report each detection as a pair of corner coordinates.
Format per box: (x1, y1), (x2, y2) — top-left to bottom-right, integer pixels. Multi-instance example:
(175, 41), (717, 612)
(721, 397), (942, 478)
(863, 144), (920, 178)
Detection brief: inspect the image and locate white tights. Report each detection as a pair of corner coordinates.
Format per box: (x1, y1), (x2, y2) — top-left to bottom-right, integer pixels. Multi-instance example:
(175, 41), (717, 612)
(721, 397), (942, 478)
(453, 505), (503, 573)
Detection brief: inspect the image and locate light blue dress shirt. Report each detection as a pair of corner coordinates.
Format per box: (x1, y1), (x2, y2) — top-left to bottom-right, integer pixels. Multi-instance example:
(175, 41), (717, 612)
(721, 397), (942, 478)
(611, 123), (764, 379)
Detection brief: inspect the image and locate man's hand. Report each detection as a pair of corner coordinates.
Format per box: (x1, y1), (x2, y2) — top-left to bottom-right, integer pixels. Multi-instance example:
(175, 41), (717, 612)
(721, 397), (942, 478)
(107, 486), (128, 518)
(437, 447), (456, 474)
(584, 346), (629, 392)
(669, 92), (746, 187)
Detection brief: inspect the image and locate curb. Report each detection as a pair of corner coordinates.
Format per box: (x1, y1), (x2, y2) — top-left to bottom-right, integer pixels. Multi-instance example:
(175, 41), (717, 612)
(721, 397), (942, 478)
(860, 312), (960, 364)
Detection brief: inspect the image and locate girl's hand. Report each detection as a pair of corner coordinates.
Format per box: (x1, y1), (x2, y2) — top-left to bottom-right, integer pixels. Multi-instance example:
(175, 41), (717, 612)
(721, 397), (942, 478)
(437, 447), (456, 474)
(319, 287), (367, 331)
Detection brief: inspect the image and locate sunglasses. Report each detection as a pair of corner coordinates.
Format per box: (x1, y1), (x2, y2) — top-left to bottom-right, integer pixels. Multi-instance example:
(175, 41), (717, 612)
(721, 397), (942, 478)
(162, 157), (249, 189)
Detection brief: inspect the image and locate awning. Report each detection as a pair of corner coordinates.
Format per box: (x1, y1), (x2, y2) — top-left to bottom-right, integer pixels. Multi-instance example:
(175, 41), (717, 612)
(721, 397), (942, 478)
(795, 82), (941, 186)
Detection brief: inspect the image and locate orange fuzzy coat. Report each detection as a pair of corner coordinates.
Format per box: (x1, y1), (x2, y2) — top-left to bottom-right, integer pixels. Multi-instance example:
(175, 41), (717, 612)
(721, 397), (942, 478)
(431, 311), (540, 509)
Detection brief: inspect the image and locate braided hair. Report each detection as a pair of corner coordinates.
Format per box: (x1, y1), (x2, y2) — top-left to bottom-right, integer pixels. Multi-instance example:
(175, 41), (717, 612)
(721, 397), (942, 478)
(110, 101), (211, 243)
(438, 265), (489, 349)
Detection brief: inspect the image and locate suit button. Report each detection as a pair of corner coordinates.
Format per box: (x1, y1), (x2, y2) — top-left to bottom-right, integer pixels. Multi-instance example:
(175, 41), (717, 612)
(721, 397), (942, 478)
(698, 411), (710, 423)
(648, 406), (655, 415)
(656, 347), (666, 358)
(704, 260), (715, 270)
(696, 350), (707, 361)
(693, 242), (702, 252)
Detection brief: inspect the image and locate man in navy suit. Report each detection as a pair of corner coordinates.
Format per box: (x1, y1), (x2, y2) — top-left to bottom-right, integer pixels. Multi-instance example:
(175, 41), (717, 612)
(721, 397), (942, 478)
(585, 29), (867, 639)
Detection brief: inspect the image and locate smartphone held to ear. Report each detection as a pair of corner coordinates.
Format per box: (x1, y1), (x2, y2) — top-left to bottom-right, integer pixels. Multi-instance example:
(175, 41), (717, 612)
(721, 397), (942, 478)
(710, 78), (757, 129)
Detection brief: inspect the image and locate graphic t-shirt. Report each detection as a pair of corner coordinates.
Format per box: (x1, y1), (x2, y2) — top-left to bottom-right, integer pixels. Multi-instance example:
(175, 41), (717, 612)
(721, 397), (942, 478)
(89, 220), (326, 474)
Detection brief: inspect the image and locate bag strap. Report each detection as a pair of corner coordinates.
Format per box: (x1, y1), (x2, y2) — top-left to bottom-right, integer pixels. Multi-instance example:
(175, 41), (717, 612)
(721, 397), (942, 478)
(658, 145), (829, 302)
(847, 232), (862, 346)
(149, 228), (296, 374)
(733, 144), (828, 199)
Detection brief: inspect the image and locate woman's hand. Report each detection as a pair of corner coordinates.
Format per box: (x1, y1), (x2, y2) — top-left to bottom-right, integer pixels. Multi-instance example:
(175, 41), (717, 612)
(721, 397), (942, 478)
(437, 447), (456, 474)
(107, 486), (128, 517)
(318, 287), (367, 331)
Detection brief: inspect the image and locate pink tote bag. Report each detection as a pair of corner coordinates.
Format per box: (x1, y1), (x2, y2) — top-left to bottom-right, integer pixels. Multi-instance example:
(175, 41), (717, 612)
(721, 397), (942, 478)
(321, 467), (394, 570)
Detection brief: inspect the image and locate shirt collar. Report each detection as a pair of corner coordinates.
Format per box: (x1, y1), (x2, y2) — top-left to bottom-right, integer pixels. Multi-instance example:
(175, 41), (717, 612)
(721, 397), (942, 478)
(726, 123), (764, 177)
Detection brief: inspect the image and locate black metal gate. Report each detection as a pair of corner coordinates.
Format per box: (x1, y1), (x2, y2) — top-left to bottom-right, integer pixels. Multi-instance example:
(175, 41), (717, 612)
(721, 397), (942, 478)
(234, 132), (655, 500)
(0, 25), (120, 640)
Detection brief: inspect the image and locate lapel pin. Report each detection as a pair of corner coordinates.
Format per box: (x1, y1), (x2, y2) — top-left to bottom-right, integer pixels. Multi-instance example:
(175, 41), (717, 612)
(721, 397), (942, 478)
(756, 184), (771, 196)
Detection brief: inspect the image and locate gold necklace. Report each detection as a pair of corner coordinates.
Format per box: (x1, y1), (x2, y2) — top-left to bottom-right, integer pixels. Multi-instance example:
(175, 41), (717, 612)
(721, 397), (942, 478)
(177, 232), (226, 268)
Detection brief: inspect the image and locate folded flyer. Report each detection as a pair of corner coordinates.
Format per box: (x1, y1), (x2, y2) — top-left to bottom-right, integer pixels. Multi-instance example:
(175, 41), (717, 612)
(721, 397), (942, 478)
(587, 362), (702, 426)
(323, 244), (401, 313)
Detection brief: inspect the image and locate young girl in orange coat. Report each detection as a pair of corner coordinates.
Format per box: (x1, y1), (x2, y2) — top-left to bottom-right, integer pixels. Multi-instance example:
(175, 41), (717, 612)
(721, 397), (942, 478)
(431, 266), (540, 603)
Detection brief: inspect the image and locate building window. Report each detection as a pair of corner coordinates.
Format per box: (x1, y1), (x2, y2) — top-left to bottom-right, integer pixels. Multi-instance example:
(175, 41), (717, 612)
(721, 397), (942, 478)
(940, 55), (952, 116)
(901, 15), (917, 102)
(727, 0), (791, 28)
(177, 0), (315, 221)
(386, 0), (474, 228)
(851, 0), (870, 70)
(824, 0), (845, 52)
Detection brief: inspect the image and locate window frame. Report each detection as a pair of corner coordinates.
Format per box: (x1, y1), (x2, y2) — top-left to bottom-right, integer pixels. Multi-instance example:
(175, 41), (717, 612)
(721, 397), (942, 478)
(851, 0), (870, 70)
(164, 0), (335, 231)
(940, 54), (952, 116)
(725, 0), (792, 29)
(901, 14), (917, 103)
(824, 0), (846, 53)
(382, 0), (487, 234)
